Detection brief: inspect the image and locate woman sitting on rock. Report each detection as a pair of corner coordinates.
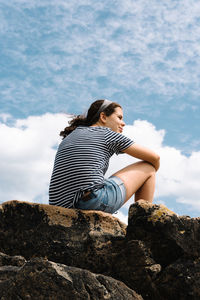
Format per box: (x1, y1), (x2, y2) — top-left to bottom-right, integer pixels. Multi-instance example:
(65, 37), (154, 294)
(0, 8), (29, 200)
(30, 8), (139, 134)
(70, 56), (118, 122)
(49, 99), (160, 214)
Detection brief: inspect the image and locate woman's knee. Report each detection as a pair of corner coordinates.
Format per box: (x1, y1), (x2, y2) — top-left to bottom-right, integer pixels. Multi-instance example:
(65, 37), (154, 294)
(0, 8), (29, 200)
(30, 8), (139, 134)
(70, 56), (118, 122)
(115, 161), (156, 202)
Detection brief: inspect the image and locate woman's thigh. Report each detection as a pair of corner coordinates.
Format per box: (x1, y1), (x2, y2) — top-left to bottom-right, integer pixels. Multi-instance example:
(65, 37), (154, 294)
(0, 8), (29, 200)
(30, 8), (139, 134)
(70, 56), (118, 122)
(112, 161), (155, 201)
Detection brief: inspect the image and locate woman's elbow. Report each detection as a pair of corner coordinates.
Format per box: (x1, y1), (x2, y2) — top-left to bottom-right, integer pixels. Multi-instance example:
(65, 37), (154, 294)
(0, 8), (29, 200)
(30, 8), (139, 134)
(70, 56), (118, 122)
(154, 154), (160, 171)
(156, 153), (160, 162)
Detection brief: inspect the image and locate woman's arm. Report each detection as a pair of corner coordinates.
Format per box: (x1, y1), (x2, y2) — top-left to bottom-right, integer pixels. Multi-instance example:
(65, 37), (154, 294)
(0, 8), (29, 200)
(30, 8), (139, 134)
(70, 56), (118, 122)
(123, 143), (160, 171)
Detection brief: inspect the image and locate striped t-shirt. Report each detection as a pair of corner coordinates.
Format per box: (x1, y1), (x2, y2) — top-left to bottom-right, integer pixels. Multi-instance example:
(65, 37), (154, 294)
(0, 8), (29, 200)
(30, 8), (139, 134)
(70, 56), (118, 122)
(49, 126), (134, 208)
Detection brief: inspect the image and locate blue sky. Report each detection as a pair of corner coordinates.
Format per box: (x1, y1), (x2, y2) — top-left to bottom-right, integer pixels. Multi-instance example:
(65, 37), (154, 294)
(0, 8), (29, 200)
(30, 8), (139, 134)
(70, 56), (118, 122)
(0, 1), (200, 223)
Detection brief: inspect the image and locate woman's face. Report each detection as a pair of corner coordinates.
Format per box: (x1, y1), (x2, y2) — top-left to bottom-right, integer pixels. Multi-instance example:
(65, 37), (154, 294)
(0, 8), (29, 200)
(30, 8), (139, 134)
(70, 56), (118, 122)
(103, 107), (125, 133)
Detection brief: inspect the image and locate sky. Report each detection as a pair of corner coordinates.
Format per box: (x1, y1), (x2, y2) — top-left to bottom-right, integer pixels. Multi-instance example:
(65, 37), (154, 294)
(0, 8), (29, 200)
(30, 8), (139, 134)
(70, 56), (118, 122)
(0, 0), (200, 224)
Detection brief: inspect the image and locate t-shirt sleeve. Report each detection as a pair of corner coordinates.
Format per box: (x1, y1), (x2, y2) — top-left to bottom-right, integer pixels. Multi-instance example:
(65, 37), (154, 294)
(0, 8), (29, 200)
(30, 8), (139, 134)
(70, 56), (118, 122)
(105, 128), (134, 155)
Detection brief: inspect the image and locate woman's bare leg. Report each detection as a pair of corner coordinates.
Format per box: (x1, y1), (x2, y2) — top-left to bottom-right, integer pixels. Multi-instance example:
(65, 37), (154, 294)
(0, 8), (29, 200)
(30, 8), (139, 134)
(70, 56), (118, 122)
(134, 169), (155, 202)
(112, 161), (156, 203)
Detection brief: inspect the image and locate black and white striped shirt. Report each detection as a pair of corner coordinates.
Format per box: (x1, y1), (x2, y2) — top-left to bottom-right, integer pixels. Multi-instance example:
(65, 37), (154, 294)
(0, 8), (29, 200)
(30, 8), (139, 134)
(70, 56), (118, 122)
(49, 126), (134, 208)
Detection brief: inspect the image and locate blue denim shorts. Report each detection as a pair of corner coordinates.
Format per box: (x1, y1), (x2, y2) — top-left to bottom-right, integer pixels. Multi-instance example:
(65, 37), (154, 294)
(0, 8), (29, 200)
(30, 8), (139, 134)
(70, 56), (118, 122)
(75, 176), (126, 214)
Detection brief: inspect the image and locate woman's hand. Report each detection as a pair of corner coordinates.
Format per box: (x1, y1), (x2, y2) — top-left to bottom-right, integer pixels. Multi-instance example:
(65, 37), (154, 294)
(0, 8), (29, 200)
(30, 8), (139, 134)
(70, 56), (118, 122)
(123, 143), (160, 171)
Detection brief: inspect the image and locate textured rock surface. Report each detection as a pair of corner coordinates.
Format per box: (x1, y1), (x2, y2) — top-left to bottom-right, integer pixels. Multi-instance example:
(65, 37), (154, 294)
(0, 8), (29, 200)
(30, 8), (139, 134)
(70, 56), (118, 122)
(127, 200), (200, 266)
(113, 239), (161, 299)
(0, 252), (26, 267)
(155, 257), (200, 300)
(0, 252), (26, 282)
(1, 199), (200, 299)
(0, 200), (126, 274)
(0, 258), (142, 300)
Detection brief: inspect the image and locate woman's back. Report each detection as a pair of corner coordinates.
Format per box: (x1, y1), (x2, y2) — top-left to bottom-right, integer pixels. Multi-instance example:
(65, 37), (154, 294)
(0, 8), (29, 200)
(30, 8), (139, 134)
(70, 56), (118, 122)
(49, 126), (133, 208)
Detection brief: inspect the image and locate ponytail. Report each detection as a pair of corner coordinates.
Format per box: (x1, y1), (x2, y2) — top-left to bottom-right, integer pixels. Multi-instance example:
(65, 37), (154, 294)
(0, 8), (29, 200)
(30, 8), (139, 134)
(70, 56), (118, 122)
(60, 115), (88, 139)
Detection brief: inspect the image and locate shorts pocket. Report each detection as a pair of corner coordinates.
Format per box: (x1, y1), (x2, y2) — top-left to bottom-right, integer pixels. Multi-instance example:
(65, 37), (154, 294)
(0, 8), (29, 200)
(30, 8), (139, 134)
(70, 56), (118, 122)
(98, 190), (114, 213)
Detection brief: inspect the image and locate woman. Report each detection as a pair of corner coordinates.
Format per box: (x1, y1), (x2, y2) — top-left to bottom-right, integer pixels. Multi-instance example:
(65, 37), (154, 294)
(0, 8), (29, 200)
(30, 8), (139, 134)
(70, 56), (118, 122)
(49, 99), (160, 214)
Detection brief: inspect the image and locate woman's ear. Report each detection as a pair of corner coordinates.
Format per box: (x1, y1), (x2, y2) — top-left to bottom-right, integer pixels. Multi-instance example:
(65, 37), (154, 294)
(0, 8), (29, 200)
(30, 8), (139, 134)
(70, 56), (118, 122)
(99, 112), (107, 124)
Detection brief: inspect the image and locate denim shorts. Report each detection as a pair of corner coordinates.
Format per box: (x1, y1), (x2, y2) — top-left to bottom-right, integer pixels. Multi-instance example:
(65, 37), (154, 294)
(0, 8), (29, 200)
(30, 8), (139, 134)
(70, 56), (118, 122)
(74, 176), (126, 214)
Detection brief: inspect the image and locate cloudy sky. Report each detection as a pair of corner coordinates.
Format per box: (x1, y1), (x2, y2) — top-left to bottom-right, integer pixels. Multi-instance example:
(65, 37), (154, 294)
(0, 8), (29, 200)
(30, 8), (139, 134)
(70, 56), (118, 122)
(1, 0), (200, 223)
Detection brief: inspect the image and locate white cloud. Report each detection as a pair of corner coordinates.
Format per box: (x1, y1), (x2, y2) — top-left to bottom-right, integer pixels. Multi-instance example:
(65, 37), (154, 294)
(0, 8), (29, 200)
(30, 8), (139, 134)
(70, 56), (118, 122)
(0, 113), (12, 122)
(0, 113), (70, 203)
(0, 113), (200, 224)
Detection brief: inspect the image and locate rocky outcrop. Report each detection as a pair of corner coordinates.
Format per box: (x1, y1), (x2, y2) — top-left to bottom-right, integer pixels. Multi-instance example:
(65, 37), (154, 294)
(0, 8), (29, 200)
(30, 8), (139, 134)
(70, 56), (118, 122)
(0, 200), (126, 275)
(0, 200), (200, 299)
(0, 257), (142, 300)
(127, 201), (200, 265)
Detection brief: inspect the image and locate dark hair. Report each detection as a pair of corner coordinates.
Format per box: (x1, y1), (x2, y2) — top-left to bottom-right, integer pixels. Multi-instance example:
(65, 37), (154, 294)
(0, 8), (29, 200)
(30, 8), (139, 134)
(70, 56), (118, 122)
(60, 99), (121, 139)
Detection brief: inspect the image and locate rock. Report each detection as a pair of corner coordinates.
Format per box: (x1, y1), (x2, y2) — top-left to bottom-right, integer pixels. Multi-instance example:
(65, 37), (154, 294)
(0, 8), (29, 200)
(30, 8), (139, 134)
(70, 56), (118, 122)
(0, 257), (143, 300)
(113, 239), (161, 299)
(126, 200), (200, 267)
(1, 199), (200, 300)
(0, 252), (26, 267)
(0, 200), (126, 274)
(156, 257), (200, 300)
(0, 265), (21, 282)
(0, 252), (26, 282)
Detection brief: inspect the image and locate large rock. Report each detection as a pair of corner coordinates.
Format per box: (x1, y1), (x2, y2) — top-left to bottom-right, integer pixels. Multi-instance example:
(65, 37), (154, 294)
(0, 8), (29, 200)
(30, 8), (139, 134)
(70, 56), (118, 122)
(0, 200), (126, 274)
(1, 199), (200, 300)
(124, 200), (200, 299)
(113, 239), (161, 299)
(0, 257), (143, 300)
(155, 257), (200, 300)
(127, 200), (200, 266)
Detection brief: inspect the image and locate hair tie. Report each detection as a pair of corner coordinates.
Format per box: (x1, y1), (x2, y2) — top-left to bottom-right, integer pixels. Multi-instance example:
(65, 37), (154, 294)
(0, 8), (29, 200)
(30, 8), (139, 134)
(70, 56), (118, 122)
(87, 99), (113, 122)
